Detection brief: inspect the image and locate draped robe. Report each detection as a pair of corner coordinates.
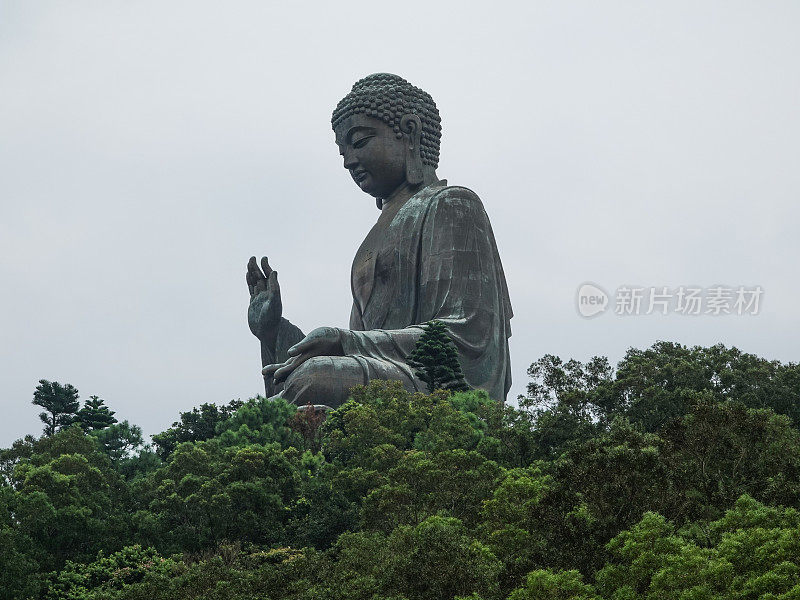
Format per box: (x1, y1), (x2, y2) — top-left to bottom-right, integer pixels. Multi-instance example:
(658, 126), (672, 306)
(272, 181), (513, 407)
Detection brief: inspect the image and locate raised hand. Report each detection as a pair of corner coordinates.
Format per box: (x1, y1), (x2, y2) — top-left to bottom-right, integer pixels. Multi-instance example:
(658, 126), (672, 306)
(247, 256), (282, 342)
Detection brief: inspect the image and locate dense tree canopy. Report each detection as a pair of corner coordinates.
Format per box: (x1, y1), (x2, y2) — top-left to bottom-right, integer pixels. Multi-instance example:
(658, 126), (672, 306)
(32, 380), (81, 437)
(2, 341), (799, 599)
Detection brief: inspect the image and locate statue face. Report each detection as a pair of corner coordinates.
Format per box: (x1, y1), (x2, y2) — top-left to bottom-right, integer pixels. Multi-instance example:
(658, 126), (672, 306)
(334, 114), (407, 199)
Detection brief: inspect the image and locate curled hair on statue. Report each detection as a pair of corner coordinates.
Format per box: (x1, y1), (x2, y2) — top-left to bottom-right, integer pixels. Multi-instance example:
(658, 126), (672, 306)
(332, 73), (442, 169)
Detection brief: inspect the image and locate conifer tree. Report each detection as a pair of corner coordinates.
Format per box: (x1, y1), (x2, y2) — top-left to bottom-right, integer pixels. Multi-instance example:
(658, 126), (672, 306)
(32, 379), (80, 436)
(77, 395), (117, 431)
(407, 320), (470, 393)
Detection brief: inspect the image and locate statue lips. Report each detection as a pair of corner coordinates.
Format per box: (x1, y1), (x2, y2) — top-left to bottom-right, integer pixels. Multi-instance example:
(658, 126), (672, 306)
(352, 169), (368, 185)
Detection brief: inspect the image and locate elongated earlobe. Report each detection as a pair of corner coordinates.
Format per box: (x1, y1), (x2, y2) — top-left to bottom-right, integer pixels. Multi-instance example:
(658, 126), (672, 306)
(400, 114), (424, 185)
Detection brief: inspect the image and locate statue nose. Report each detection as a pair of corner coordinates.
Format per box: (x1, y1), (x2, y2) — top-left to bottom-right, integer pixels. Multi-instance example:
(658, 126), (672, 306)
(343, 150), (359, 169)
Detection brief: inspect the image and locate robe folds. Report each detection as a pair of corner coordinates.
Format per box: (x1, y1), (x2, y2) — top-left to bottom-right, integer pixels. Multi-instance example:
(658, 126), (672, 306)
(277, 181), (513, 407)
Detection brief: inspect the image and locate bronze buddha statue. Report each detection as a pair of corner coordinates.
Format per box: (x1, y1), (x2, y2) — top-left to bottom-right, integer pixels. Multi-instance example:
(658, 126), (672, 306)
(246, 73), (512, 408)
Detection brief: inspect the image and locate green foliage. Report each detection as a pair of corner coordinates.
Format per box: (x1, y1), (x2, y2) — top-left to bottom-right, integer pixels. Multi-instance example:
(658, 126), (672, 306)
(480, 466), (553, 595)
(4, 342), (800, 599)
(287, 461), (383, 551)
(541, 418), (668, 574)
(327, 516), (502, 600)
(39, 544), (327, 600)
(361, 449), (504, 532)
(613, 342), (800, 431)
(33, 379), (81, 436)
(215, 396), (302, 449)
(4, 426), (130, 579)
(322, 380), (482, 468)
(508, 569), (600, 600)
(151, 398), (245, 459)
(91, 420), (145, 463)
(522, 342), (800, 445)
(659, 398), (800, 522)
(45, 545), (178, 600)
(407, 320), (469, 393)
(596, 496), (800, 599)
(0, 434), (36, 485)
(135, 439), (304, 554)
(0, 483), (42, 599)
(78, 395), (118, 432)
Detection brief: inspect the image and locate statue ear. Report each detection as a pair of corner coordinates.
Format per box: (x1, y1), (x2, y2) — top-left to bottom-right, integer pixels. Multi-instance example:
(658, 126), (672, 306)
(400, 114), (424, 185)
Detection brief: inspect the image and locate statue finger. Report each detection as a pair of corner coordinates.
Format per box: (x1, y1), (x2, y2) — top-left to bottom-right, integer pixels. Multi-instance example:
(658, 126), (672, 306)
(246, 264), (257, 294)
(288, 327), (328, 356)
(248, 256), (265, 280)
(287, 340), (307, 357)
(267, 270), (280, 294)
(273, 355), (309, 383)
(272, 360), (295, 383)
(262, 362), (283, 377)
(260, 256), (273, 277)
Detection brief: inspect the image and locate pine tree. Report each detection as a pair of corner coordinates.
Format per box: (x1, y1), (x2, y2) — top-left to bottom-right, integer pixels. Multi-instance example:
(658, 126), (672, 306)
(92, 420), (144, 462)
(407, 320), (470, 394)
(78, 395), (117, 432)
(32, 379), (81, 436)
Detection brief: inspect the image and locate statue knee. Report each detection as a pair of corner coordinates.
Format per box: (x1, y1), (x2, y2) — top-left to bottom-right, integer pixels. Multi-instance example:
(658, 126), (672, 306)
(293, 356), (336, 380)
(283, 356), (343, 406)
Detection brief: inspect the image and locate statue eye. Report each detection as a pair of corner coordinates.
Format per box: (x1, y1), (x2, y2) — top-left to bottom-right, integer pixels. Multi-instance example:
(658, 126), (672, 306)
(353, 136), (372, 149)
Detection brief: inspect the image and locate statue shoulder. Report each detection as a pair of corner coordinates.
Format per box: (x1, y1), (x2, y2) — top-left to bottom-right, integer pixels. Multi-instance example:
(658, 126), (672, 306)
(429, 184), (488, 216)
(432, 183), (482, 201)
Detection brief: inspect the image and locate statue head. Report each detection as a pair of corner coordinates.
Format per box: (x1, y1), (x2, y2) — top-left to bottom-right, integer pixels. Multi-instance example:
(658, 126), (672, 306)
(332, 74), (442, 204)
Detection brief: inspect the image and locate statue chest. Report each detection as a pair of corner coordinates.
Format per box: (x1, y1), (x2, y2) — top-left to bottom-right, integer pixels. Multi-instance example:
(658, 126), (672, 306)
(349, 188), (439, 327)
(352, 220), (396, 313)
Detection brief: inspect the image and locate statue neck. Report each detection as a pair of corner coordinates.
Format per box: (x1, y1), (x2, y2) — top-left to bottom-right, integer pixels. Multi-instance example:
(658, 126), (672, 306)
(380, 168), (440, 211)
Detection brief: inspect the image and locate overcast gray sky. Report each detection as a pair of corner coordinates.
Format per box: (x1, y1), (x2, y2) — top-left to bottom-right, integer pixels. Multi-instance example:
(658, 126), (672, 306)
(1, 1), (798, 447)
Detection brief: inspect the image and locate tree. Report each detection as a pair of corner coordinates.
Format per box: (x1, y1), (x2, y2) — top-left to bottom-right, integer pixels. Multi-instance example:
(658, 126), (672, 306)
(328, 516), (502, 600)
(480, 466), (555, 595)
(323, 380), (482, 469)
(215, 396), (301, 450)
(407, 321), (469, 393)
(659, 397), (800, 522)
(151, 398), (244, 459)
(594, 496), (800, 599)
(0, 435), (36, 486)
(0, 485), (41, 598)
(5, 342), (800, 598)
(77, 395), (117, 432)
(361, 449), (505, 532)
(136, 440), (303, 554)
(508, 570), (601, 600)
(44, 545), (177, 599)
(9, 427), (130, 573)
(32, 380), (80, 436)
(605, 342), (800, 432)
(91, 420), (144, 463)
(290, 403), (327, 452)
(287, 461), (383, 550)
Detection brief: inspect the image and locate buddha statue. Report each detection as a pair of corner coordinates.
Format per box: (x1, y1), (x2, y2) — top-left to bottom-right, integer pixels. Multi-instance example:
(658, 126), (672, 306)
(246, 73), (512, 408)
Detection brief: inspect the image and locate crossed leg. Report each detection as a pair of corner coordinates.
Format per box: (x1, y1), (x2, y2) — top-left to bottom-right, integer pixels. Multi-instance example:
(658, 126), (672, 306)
(268, 355), (420, 409)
